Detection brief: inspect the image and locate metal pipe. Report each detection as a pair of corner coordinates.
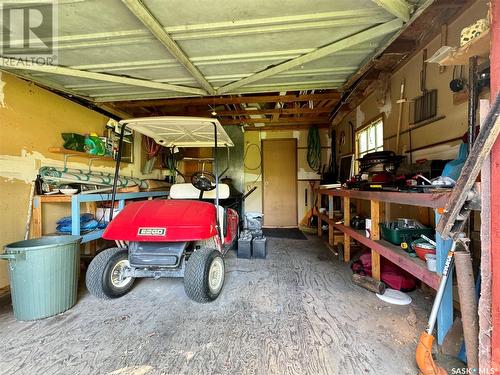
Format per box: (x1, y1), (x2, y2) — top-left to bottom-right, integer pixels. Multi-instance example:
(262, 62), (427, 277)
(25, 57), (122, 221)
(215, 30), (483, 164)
(109, 123), (126, 221)
(213, 122), (220, 237)
(468, 56), (478, 152)
(218, 146), (230, 178)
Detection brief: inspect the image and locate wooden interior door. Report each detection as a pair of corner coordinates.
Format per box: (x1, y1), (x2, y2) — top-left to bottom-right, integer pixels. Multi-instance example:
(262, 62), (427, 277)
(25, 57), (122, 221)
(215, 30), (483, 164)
(262, 139), (297, 227)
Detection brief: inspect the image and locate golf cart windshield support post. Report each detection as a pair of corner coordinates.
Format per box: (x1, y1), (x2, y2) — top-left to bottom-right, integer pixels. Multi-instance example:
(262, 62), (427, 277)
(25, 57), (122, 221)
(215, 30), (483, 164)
(109, 124), (127, 221)
(218, 146), (230, 178)
(213, 122), (222, 241)
(213, 122), (220, 237)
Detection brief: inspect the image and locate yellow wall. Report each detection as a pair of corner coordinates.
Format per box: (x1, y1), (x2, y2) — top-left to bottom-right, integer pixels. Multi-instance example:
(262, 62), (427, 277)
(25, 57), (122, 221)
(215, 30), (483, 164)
(334, 0), (489, 162)
(243, 128), (330, 224)
(0, 73), (150, 288)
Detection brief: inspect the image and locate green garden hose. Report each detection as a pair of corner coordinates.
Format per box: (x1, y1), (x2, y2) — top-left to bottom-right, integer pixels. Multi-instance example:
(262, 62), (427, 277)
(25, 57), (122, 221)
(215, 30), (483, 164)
(307, 126), (321, 172)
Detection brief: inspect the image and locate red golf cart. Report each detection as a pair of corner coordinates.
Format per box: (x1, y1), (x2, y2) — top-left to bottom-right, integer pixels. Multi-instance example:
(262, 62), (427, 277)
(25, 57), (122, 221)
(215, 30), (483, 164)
(85, 117), (239, 302)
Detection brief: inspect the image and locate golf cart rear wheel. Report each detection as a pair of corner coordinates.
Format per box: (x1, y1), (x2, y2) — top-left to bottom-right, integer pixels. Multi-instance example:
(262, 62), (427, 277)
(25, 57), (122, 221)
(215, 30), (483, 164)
(85, 247), (135, 299)
(184, 248), (225, 303)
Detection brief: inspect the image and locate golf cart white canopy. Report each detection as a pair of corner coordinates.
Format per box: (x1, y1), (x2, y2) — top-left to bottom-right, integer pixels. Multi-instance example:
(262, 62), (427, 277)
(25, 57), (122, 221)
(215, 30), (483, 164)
(119, 116), (234, 148)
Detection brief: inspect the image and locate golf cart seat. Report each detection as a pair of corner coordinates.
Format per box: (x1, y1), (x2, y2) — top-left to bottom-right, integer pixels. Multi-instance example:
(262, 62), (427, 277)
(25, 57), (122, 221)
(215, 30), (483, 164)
(169, 183), (230, 200)
(170, 183), (230, 239)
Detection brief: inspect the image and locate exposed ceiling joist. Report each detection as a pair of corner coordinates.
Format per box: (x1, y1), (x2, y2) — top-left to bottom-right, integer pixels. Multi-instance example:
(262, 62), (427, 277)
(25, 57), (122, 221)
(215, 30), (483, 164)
(121, 0), (215, 94)
(117, 93), (341, 108)
(217, 18), (403, 94)
(212, 107), (334, 116)
(244, 124), (330, 131)
(220, 117), (329, 125)
(159, 108), (334, 118)
(372, 0), (412, 22)
(0, 58), (207, 96)
(93, 85), (342, 102)
(383, 38), (417, 53)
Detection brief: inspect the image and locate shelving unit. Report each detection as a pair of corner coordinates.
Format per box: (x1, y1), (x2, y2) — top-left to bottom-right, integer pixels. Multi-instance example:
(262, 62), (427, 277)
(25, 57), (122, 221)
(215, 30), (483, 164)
(319, 212), (440, 289)
(429, 28), (490, 66)
(316, 188), (453, 344)
(48, 147), (116, 172)
(32, 191), (168, 244)
(316, 189), (450, 285)
(48, 147), (114, 160)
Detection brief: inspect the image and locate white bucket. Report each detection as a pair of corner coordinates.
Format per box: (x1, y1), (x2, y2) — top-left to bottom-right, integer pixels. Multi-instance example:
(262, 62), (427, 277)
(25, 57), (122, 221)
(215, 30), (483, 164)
(425, 254), (437, 272)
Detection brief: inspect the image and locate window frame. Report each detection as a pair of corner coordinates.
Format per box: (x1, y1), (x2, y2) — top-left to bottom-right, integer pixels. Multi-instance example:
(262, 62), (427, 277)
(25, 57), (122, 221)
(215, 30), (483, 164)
(354, 115), (384, 172)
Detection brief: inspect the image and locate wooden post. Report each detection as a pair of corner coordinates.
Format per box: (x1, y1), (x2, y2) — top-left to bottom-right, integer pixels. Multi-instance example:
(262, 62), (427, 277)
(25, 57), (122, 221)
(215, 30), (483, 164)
(328, 196), (334, 246)
(317, 192), (322, 237)
(31, 196), (42, 238)
(489, 1), (500, 370)
(86, 202), (97, 255)
(479, 99), (492, 368)
(343, 196), (350, 262)
(328, 196), (334, 219)
(370, 200), (381, 281)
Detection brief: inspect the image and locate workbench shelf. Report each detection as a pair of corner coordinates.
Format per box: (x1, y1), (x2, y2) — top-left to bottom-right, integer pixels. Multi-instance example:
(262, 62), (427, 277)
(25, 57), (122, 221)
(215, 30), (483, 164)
(318, 211), (439, 288)
(316, 188), (453, 344)
(316, 188), (451, 283)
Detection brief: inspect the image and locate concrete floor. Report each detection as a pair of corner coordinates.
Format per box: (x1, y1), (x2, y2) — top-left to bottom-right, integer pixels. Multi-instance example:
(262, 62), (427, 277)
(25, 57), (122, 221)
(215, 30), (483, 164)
(0, 235), (432, 375)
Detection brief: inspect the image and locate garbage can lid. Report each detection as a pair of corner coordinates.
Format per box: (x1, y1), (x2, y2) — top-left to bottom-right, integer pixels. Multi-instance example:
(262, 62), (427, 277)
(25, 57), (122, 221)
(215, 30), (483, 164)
(5, 235), (82, 252)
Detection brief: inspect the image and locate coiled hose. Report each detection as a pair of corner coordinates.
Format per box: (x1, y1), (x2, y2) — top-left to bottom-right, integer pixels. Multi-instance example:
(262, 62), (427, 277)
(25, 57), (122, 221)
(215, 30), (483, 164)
(307, 126), (321, 172)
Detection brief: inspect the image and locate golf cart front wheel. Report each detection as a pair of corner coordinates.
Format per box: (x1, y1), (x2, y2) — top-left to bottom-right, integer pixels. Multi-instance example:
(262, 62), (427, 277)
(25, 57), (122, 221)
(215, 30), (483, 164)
(184, 248), (225, 303)
(85, 248), (135, 299)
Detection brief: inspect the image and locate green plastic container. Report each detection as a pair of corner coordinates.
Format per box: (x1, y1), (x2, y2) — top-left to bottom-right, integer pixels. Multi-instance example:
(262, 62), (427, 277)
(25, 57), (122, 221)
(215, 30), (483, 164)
(0, 236), (81, 321)
(380, 223), (434, 245)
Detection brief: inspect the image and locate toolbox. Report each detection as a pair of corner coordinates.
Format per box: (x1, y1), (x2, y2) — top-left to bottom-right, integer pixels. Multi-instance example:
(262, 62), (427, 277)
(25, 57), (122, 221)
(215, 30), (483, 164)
(380, 221), (434, 246)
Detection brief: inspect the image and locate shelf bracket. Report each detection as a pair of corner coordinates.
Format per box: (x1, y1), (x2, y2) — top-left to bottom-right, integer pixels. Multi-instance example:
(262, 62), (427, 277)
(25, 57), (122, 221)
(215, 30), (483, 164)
(62, 152), (101, 173)
(62, 153), (75, 172)
(88, 157), (99, 173)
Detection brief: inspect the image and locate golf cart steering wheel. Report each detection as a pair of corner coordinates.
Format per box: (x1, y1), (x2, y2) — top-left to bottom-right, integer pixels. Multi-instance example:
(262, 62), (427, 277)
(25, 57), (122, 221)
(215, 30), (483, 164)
(191, 171), (216, 192)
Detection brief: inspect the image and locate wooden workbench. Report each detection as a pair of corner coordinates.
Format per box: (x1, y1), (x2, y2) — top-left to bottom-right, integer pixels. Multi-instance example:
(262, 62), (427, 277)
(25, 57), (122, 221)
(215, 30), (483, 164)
(316, 188), (450, 288)
(316, 188), (454, 344)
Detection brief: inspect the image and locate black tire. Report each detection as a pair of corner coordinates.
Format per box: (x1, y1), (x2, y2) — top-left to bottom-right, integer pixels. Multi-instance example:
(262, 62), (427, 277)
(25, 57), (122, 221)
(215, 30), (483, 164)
(85, 247), (135, 299)
(184, 248), (225, 303)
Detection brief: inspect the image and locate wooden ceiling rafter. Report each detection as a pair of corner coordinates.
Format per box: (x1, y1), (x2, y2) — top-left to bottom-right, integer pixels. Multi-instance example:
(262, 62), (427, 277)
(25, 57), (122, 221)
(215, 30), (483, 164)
(153, 107), (334, 117)
(220, 116), (329, 125)
(244, 123), (330, 131)
(113, 89), (340, 130)
(114, 92), (340, 108)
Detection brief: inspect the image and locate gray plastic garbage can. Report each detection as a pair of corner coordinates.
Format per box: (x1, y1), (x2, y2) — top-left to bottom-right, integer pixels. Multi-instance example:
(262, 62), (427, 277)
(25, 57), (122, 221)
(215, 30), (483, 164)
(0, 235), (81, 321)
